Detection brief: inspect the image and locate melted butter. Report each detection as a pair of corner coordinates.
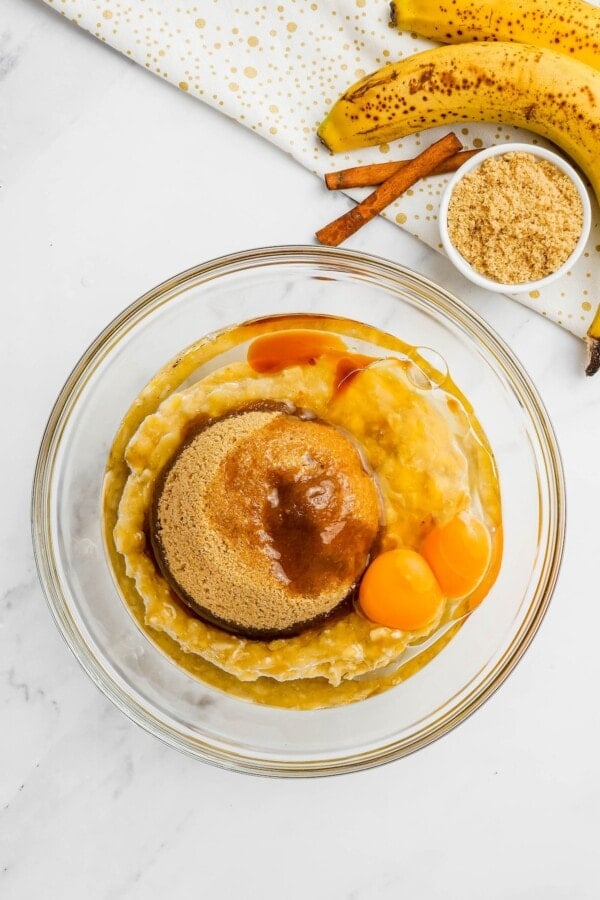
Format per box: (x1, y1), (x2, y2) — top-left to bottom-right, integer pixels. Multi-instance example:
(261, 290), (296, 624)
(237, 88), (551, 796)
(247, 330), (378, 398)
(247, 329), (347, 373)
(333, 353), (378, 395)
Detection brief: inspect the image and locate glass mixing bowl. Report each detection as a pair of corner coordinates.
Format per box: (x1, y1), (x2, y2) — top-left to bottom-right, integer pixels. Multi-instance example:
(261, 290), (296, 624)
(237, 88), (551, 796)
(32, 246), (565, 775)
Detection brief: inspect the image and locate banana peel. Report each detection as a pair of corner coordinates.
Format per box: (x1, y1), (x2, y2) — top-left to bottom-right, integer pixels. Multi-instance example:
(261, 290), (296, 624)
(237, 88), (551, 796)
(317, 41), (600, 375)
(389, 0), (600, 71)
(586, 304), (600, 375)
(316, 43), (600, 191)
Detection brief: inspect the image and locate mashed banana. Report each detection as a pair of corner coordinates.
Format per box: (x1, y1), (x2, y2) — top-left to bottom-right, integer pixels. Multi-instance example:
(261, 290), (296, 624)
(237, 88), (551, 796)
(104, 317), (501, 709)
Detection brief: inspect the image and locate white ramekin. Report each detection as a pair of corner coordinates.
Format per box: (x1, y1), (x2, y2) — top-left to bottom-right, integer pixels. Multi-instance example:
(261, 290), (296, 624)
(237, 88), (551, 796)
(439, 142), (592, 294)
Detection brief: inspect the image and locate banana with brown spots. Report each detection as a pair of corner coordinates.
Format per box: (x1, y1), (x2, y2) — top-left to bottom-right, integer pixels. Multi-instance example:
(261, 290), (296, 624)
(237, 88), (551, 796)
(389, 0), (600, 71)
(317, 41), (600, 373)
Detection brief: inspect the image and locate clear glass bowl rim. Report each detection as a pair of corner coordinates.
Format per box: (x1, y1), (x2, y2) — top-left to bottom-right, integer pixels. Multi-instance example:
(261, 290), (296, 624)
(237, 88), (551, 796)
(31, 245), (566, 776)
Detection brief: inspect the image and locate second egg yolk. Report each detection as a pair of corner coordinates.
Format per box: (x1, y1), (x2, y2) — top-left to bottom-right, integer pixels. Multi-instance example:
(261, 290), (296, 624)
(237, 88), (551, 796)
(421, 514), (492, 600)
(358, 548), (445, 631)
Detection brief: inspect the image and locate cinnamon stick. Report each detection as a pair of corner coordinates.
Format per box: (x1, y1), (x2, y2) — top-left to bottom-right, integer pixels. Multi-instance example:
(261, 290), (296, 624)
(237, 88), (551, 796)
(316, 132), (463, 247)
(324, 149), (480, 190)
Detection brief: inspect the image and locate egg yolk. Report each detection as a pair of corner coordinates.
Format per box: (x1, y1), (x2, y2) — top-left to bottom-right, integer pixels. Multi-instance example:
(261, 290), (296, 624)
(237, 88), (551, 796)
(358, 548), (445, 631)
(421, 514), (492, 600)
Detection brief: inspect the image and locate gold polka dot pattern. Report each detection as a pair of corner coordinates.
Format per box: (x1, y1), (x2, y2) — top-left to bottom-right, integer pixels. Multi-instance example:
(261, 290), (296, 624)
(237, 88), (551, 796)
(42, 0), (600, 337)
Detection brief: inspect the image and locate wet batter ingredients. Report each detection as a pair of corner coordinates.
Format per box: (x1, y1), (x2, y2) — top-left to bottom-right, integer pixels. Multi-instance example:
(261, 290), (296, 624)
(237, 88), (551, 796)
(103, 315), (502, 709)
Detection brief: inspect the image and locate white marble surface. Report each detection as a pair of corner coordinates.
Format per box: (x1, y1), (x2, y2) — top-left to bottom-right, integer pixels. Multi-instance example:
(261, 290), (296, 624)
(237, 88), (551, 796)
(2, 1), (600, 897)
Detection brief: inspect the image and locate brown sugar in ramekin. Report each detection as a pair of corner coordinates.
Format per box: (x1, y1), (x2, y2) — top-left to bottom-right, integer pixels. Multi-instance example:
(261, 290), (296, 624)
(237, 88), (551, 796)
(447, 151), (584, 285)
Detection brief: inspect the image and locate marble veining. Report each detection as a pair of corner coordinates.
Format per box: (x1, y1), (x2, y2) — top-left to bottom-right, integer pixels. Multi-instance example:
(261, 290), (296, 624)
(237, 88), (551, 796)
(0, 31), (21, 82)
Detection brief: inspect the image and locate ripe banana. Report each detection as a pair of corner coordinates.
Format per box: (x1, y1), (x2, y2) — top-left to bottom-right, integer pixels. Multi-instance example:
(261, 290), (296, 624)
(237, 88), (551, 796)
(317, 41), (600, 373)
(318, 42), (600, 192)
(390, 0), (600, 71)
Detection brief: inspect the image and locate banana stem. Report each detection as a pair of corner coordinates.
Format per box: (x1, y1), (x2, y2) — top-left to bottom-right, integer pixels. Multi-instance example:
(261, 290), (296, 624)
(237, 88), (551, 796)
(585, 303), (600, 375)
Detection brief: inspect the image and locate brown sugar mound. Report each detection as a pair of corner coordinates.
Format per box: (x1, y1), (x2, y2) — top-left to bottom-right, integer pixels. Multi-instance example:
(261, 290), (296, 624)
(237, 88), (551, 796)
(447, 151), (584, 284)
(150, 407), (381, 639)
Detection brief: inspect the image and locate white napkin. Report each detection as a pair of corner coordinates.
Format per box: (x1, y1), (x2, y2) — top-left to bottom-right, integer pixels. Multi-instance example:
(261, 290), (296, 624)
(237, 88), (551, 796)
(42, 0), (599, 338)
